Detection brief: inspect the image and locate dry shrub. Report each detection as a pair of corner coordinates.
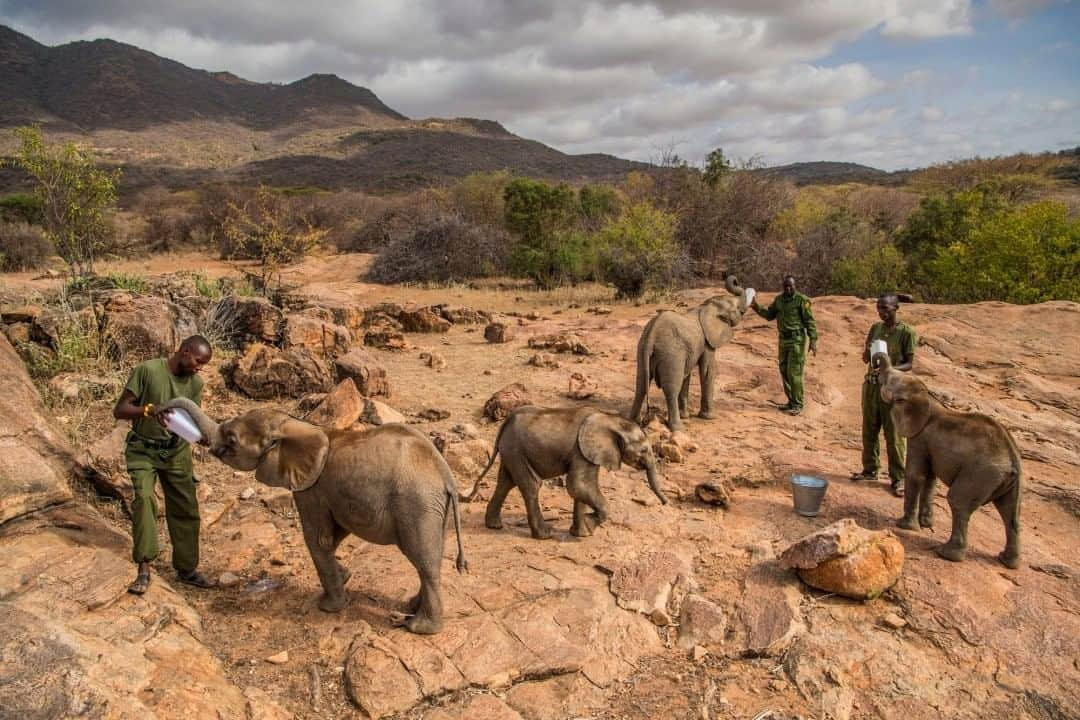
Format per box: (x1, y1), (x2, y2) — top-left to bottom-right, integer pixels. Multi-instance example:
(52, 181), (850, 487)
(344, 189), (448, 253)
(0, 220), (52, 271)
(846, 186), (920, 235)
(368, 212), (510, 284)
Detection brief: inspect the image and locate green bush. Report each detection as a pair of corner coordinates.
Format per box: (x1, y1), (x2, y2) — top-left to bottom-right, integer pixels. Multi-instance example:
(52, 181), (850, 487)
(105, 271), (149, 293)
(0, 221), (52, 271)
(504, 178), (580, 288)
(596, 203), (679, 299)
(450, 170), (511, 227)
(829, 244), (908, 298)
(0, 192), (44, 224)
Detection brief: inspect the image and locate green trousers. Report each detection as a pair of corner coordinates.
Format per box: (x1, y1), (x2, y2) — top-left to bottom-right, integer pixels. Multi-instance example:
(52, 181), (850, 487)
(861, 381), (906, 485)
(779, 340), (807, 409)
(125, 435), (200, 573)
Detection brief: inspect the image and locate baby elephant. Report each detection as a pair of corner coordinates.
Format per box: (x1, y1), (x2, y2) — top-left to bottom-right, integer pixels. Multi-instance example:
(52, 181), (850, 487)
(162, 398), (466, 634)
(874, 355), (1022, 568)
(461, 406), (668, 539)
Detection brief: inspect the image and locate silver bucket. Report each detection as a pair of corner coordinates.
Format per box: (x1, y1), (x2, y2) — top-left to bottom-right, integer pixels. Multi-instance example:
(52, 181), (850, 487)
(791, 474), (828, 517)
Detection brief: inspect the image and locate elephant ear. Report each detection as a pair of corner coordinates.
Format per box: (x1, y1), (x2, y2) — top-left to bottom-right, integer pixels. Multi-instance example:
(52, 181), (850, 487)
(255, 418), (329, 492)
(887, 377), (932, 438)
(698, 301), (736, 350)
(578, 413), (623, 471)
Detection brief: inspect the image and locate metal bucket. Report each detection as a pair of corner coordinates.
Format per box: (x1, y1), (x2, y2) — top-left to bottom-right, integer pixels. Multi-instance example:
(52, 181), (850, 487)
(791, 474), (828, 517)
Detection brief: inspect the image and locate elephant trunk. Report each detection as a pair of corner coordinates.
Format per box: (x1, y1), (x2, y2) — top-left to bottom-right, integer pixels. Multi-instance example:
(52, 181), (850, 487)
(161, 397), (220, 446)
(644, 455), (668, 505)
(724, 274), (743, 296)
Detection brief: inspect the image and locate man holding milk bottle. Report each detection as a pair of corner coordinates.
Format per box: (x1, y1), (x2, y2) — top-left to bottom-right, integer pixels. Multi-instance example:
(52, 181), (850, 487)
(750, 275), (818, 416)
(113, 335), (214, 595)
(853, 293), (917, 497)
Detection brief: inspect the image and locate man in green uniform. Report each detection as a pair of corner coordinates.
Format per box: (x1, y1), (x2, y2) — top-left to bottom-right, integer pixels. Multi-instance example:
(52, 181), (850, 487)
(113, 335), (215, 595)
(751, 275), (818, 415)
(852, 293), (917, 497)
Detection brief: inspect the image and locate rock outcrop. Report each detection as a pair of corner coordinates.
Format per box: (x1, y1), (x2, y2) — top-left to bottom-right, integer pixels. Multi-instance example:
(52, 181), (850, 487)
(483, 383), (532, 421)
(226, 343), (335, 399)
(779, 519), (905, 600)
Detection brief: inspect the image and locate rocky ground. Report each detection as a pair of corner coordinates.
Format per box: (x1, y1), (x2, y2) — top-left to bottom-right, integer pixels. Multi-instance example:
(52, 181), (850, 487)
(1, 252), (1077, 720)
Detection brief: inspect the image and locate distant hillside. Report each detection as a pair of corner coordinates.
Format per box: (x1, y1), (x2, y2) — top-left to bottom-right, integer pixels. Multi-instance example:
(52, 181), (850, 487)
(756, 161), (905, 186)
(0, 25), (404, 130)
(0, 24), (646, 192)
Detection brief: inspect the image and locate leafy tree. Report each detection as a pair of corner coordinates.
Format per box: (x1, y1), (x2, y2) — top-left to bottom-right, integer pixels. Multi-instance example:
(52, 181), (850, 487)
(829, 244), (908, 299)
(450, 170), (511, 226)
(4, 126), (120, 278)
(596, 203), (679, 298)
(503, 178), (579, 287)
(221, 185), (327, 295)
(578, 184), (621, 232)
(703, 147), (732, 187)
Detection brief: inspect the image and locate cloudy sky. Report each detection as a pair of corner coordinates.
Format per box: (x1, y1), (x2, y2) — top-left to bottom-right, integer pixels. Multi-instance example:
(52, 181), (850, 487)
(1, 0), (1077, 169)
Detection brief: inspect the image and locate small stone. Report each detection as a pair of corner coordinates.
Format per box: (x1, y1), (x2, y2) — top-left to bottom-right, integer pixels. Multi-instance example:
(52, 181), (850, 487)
(567, 372), (598, 400)
(694, 481), (732, 508)
(420, 351), (448, 370)
(587, 306), (613, 315)
(692, 645), (708, 662)
(265, 651), (289, 665)
(418, 408), (451, 421)
(528, 352), (560, 369)
(450, 423), (479, 439)
(219, 572), (241, 587)
(650, 608), (672, 626)
(484, 322), (514, 343)
(240, 487), (256, 500)
(657, 442), (685, 463)
(882, 613), (907, 630)
(669, 431), (699, 452)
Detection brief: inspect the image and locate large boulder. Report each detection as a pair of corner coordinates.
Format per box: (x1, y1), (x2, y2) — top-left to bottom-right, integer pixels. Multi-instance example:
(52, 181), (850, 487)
(304, 379), (364, 430)
(101, 292), (199, 364)
(779, 519), (905, 600)
(399, 307), (451, 333)
(0, 334), (75, 524)
(434, 305), (490, 325)
(204, 295), (284, 348)
(483, 383), (532, 421)
(527, 333), (591, 355)
(226, 343), (334, 399)
(335, 348), (391, 398)
(484, 322), (514, 344)
(282, 313), (351, 358)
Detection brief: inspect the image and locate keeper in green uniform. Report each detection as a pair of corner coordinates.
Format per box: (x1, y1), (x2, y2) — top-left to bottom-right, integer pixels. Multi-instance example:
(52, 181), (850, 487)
(852, 293), (917, 497)
(751, 275), (818, 415)
(113, 335), (215, 595)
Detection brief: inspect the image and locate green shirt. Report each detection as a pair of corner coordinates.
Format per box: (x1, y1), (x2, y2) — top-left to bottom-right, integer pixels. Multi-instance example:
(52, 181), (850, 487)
(864, 321), (917, 383)
(753, 292), (819, 344)
(123, 358), (204, 441)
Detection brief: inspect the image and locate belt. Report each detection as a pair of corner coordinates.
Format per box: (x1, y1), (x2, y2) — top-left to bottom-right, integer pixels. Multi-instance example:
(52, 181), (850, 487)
(128, 430), (181, 450)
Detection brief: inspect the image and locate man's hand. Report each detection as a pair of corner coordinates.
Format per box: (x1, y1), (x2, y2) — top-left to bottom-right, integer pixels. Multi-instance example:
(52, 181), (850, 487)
(809, 341), (818, 357)
(152, 406), (174, 428)
(750, 298), (760, 310)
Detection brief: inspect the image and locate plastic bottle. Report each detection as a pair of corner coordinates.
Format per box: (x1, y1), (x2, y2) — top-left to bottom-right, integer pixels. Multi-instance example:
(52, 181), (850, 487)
(744, 288), (756, 306)
(163, 408), (203, 444)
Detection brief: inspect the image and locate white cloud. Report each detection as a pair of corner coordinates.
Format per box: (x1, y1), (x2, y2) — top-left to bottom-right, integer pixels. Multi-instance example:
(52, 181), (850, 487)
(988, 0), (1062, 20)
(921, 106), (944, 121)
(880, 0), (972, 39)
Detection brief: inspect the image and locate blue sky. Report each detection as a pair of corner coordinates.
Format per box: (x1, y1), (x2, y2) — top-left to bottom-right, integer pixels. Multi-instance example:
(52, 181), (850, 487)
(1, 0), (1076, 169)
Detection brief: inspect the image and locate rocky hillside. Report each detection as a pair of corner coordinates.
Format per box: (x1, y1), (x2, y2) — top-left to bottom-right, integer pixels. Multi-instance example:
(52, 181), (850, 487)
(0, 24), (646, 192)
(1, 252), (1077, 719)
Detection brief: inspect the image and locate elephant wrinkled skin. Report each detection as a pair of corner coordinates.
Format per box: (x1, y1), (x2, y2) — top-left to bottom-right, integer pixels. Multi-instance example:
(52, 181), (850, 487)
(629, 275), (749, 430)
(874, 354), (1022, 568)
(461, 405), (667, 540)
(162, 398), (466, 634)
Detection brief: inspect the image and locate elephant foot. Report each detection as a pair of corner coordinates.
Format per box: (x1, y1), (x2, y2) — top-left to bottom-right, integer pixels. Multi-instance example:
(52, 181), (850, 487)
(918, 515), (934, 530)
(897, 516), (919, 531)
(998, 551), (1020, 569)
(935, 543), (967, 563)
(404, 593), (422, 614)
(318, 591), (349, 613)
(698, 410), (715, 420)
(485, 517), (503, 531)
(570, 522), (593, 538)
(667, 420), (685, 432)
(531, 527), (553, 540)
(405, 613), (444, 635)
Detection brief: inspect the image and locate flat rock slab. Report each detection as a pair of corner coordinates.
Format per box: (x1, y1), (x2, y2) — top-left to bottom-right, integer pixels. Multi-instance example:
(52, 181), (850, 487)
(344, 586), (660, 719)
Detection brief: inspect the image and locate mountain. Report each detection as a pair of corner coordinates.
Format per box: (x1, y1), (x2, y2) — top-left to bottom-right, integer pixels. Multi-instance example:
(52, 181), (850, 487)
(755, 161), (901, 186)
(0, 25), (404, 130)
(0, 24), (645, 192)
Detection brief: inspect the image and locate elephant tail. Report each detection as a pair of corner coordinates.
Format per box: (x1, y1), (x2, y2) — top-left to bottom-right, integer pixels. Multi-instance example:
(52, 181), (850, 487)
(447, 486), (468, 574)
(630, 316), (657, 422)
(459, 423), (505, 502)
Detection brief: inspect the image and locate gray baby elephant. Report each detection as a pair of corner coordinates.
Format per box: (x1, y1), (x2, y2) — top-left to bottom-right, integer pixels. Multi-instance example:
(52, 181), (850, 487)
(162, 398), (465, 634)
(461, 405), (668, 539)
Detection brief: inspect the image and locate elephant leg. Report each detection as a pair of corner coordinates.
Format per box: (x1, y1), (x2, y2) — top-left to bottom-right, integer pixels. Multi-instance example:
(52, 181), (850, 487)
(678, 375), (691, 419)
(567, 466), (608, 537)
(504, 456), (551, 539)
(937, 483), (978, 563)
(294, 495), (348, 612)
(698, 351), (715, 419)
(898, 452), (930, 530)
(484, 465), (514, 530)
(918, 477), (938, 529)
(396, 522), (445, 634)
(993, 490), (1021, 569)
(333, 524), (352, 585)
(659, 366), (685, 431)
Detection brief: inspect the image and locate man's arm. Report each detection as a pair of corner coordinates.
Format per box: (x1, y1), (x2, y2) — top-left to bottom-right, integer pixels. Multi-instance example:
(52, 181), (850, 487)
(861, 326), (875, 364)
(751, 297), (778, 320)
(113, 388), (146, 421)
(895, 327), (916, 372)
(801, 298), (818, 353)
